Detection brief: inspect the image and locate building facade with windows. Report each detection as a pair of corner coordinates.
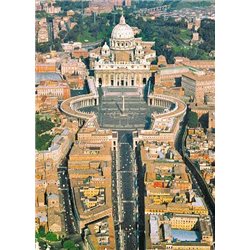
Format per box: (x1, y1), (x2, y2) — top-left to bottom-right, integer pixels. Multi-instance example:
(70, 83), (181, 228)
(90, 15), (156, 87)
(36, 80), (71, 100)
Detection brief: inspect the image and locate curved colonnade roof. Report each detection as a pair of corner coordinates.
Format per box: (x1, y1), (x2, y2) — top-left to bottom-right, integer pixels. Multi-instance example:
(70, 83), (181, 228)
(150, 94), (187, 119)
(60, 92), (186, 129)
(60, 93), (97, 121)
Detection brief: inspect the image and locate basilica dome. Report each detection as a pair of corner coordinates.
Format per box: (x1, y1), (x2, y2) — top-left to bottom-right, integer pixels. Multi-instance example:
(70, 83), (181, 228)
(111, 15), (134, 40)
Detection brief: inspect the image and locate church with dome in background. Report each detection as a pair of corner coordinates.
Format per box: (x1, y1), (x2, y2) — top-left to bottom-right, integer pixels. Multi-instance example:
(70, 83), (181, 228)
(89, 15), (156, 87)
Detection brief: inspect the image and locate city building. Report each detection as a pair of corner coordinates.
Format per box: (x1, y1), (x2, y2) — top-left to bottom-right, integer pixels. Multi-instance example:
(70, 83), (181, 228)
(37, 26), (49, 43)
(191, 32), (200, 42)
(36, 72), (63, 87)
(85, 0), (114, 15)
(157, 55), (168, 67)
(36, 63), (57, 73)
(35, 96), (58, 113)
(67, 10), (75, 16)
(61, 42), (82, 53)
(71, 49), (89, 59)
(35, 0), (42, 11)
(67, 126), (117, 248)
(182, 71), (215, 105)
(185, 128), (215, 196)
(139, 141), (213, 249)
(43, 3), (61, 14)
(85, 0), (131, 15)
(65, 75), (85, 89)
(36, 127), (76, 167)
(114, 0), (131, 7)
(139, 4), (215, 23)
(35, 157), (64, 235)
(208, 111), (215, 129)
(36, 80), (71, 100)
(175, 57), (215, 71)
(61, 59), (87, 77)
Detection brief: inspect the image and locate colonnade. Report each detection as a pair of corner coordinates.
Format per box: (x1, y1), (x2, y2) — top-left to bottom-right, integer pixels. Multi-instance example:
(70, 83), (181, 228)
(148, 96), (172, 108)
(71, 97), (98, 110)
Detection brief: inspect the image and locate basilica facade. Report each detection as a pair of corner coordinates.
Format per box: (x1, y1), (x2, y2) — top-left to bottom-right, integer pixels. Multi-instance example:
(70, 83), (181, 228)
(89, 15), (156, 88)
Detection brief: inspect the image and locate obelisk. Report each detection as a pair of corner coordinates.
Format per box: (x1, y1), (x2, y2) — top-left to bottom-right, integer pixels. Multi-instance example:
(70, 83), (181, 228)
(122, 95), (125, 113)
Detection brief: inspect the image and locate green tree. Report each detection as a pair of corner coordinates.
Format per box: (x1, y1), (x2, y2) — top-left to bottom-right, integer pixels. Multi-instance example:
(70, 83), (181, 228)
(53, 38), (62, 51)
(36, 11), (48, 19)
(36, 226), (46, 240)
(38, 226), (46, 237)
(58, 30), (67, 40)
(45, 232), (58, 242)
(36, 42), (51, 53)
(63, 240), (76, 249)
(36, 117), (55, 135)
(199, 113), (209, 128)
(187, 111), (198, 128)
(198, 19), (215, 53)
(164, 48), (175, 64)
(36, 134), (54, 151)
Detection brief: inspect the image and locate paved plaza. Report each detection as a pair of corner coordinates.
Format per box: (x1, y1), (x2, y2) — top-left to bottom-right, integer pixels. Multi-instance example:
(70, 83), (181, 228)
(80, 87), (164, 130)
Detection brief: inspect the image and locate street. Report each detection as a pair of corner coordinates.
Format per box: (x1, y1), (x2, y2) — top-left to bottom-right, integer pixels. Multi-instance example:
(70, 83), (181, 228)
(113, 131), (139, 250)
(58, 164), (78, 236)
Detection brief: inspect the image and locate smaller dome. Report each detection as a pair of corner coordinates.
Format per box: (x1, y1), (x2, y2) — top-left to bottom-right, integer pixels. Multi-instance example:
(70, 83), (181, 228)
(102, 42), (110, 56)
(102, 42), (110, 50)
